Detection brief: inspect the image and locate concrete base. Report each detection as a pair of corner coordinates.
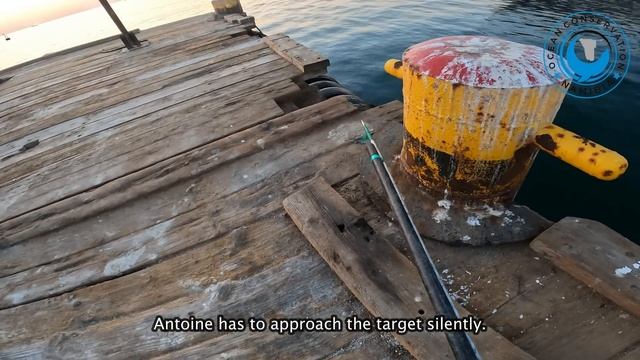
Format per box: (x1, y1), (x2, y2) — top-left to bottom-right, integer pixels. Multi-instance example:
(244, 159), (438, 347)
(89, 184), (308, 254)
(360, 118), (552, 246)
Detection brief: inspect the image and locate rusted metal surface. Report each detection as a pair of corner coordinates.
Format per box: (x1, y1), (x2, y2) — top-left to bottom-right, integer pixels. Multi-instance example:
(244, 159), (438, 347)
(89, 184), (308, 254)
(401, 131), (538, 203)
(358, 120), (553, 246)
(387, 36), (567, 203)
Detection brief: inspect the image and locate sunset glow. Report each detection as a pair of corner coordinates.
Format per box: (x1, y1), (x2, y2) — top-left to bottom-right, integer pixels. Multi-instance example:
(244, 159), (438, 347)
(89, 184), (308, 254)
(0, 0), (112, 33)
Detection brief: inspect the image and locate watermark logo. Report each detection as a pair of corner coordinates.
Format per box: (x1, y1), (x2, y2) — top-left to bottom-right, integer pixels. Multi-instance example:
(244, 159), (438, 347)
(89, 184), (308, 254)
(543, 11), (630, 99)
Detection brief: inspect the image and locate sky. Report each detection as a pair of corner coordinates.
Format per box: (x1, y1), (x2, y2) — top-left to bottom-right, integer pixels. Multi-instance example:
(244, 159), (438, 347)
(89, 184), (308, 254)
(1, 0), (120, 34)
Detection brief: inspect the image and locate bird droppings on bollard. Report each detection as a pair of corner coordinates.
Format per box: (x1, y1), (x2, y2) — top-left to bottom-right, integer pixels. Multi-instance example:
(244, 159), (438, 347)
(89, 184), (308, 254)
(402, 36), (561, 88)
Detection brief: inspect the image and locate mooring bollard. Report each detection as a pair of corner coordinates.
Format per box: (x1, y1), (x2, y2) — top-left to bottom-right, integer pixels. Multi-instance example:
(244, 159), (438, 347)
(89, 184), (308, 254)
(385, 36), (627, 203)
(211, 0), (244, 16)
(383, 36), (628, 245)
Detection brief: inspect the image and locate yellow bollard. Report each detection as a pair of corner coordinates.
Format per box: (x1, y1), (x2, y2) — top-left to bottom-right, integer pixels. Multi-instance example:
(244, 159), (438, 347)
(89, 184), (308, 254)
(535, 125), (628, 180)
(385, 36), (627, 204)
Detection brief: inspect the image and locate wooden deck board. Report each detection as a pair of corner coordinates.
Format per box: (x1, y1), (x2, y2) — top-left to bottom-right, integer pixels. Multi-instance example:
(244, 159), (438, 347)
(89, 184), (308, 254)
(0, 15), (241, 100)
(530, 217), (640, 318)
(0, 97), (359, 304)
(0, 36), (268, 149)
(0, 57), (295, 181)
(0, 34), (247, 120)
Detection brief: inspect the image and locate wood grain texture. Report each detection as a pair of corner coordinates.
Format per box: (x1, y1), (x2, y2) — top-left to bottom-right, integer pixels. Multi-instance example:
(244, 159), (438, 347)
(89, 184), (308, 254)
(0, 97), (360, 307)
(531, 217), (640, 317)
(283, 177), (535, 360)
(0, 106), (408, 359)
(265, 34), (330, 74)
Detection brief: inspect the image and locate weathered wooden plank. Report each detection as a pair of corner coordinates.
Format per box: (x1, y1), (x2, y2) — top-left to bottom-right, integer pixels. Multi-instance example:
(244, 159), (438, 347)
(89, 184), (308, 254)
(265, 34), (330, 74)
(0, 43), (284, 180)
(0, 37), (270, 149)
(0, 15), (232, 86)
(0, 69), (297, 195)
(0, 21), (250, 105)
(0, 30), (141, 78)
(0, 26), (242, 109)
(0, 114), (399, 359)
(0, 96), (360, 279)
(0, 146), (360, 310)
(530, 217), (640, 317)
(283, 177), (535, 360)
(0, 34), (248, 120)
(0, 241), (366, 359)
(0, 144), (362, 345)
(0, 14), (214, 79)
(0, 97), (365, 258)
(0, 66), (296, 224)
(0, 98), (292, 304)
(0, 50), (286, 168)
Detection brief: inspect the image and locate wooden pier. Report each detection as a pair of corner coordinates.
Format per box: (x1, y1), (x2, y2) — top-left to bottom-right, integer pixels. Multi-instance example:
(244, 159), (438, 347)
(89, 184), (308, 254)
(0, 11), (638, 359)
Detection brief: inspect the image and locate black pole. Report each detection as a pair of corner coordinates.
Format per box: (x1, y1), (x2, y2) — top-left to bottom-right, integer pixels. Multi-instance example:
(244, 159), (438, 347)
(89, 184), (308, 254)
(363, 130), (481, 360)
(99, 0), (141, 49)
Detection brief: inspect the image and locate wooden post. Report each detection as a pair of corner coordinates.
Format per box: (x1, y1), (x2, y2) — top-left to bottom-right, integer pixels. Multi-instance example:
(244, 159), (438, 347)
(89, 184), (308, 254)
(211, 0), (244, 16)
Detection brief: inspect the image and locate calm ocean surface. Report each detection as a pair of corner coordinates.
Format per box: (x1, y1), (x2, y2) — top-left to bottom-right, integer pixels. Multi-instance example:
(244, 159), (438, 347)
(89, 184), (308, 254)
(2, 0), (639, 240)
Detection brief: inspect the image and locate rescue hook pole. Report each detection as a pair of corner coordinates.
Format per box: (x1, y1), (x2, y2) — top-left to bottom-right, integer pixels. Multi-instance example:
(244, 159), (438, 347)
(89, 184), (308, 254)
(361, 121), (482, 360)
(99, 0), (141, 49)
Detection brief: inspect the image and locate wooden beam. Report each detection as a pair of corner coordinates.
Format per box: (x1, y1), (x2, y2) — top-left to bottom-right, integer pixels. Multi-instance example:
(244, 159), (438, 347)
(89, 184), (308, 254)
(531, 217), (640, 318)
(283, 177), (535, 360)
(224, 14), (255, 25)
(265, 34), (329, 74)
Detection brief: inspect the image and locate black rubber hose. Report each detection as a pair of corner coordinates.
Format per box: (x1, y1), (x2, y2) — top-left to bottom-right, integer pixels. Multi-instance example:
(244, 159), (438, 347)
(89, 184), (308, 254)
(305, 74), (338, 84)
(307, 80), (342, 90)
(319, 86), (355, 99)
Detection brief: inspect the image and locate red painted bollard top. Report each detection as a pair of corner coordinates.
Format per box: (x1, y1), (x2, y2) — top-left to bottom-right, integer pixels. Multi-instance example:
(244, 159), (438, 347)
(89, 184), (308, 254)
(402, 35), (560, 88)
